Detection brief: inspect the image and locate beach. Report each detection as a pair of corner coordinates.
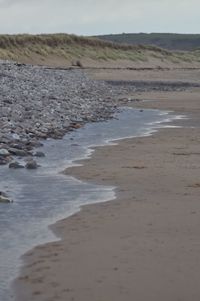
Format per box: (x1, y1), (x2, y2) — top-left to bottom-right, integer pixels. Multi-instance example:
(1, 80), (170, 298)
(13, 66), (200, 301)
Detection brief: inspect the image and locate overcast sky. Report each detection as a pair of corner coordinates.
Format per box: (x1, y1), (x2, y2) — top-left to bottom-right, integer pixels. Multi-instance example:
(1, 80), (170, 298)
(0, 0), (199, 35)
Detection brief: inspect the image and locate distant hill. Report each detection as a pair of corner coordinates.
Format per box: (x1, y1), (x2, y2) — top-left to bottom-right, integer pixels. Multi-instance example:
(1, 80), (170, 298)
(94, 33), (200, 51)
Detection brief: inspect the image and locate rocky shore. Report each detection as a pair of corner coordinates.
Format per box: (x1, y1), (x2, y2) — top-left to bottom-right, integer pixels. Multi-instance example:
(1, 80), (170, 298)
(1, 60), (199, 172)
(0, 61), (114, 167)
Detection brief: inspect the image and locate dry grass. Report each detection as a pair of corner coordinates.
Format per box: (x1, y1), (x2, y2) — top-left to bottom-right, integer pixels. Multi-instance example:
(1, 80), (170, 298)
(0, 33), (200, 66)
(0, 34), (170, 52)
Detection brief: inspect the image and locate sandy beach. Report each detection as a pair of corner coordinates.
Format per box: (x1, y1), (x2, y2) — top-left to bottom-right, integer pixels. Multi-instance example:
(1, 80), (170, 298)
(14, 70), (200, 301)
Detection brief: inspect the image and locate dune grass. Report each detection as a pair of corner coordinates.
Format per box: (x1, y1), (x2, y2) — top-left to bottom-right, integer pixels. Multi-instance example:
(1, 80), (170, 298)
(0, 33), (200, 66)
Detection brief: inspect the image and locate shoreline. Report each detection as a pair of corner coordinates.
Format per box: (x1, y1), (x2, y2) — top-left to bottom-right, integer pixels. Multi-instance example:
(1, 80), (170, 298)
(13, 86), (200, 300)
(1, 61), (199, 170)
(2, 103), (178, 298)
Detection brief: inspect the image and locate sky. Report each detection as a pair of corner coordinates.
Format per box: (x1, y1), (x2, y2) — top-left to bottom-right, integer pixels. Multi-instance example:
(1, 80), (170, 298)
(0, 0), (199, 35)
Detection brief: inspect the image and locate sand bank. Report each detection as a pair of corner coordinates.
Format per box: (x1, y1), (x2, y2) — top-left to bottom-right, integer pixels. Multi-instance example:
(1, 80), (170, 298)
(14, 72), (200, 301)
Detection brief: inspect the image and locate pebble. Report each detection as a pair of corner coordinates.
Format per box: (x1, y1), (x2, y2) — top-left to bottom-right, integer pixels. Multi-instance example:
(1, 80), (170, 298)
(0, 192), (12, 203)
(0, 149), (9, 157)
(9, 161), (24, 169)
(33, 151), (45, 157)
(0, 158), (9, 165)
(25, 159), (38, 169)
(8, 148), (28, 157)
(0, 60), (196, 167)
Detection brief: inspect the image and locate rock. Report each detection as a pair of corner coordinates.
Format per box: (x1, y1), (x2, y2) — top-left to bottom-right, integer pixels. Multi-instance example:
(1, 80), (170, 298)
(0, 155), (11, 165)
(0, 195), (11, 203)
(33, 151), (45, 157)
(9, 143), (23, 150)
(8, 148), (28, 157)
(12, 133), (20, 140)
(72, 60), (83, 68)
(37, 133), (48, 139)
(0, 158), (8, 165)
(0, 58), (188, 176)
(26, 141), (43, 148)
(70, 123), (82, 129)
(25, 159), (38, 169)
(15, 63), (26, 67)
(0, 149), (9, 157)
(0, 192), (12, 203)
(9, 161), (24, 169)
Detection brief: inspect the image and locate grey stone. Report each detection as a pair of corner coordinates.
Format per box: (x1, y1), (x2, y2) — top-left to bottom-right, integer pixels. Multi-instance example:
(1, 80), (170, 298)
(8, 148), (28, 157)
(0, 196), (11, 203)
(0, 149), (9, 157)
(25, 159), (38, 169)
(9, 161), (24, 169)
(33, 151), (45, 157)
(0, 158), (8, 165)
(0, 59), (191, 170)
(0, 192), (12, 203)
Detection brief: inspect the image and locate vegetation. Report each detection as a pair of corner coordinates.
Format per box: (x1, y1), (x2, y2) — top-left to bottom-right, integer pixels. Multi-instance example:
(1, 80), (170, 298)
(95, 33), (200, 51)
(0, 33), (200, 66)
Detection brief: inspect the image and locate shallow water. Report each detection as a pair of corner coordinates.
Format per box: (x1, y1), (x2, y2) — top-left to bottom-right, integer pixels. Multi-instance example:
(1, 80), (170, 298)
(0, 107), (182, 300)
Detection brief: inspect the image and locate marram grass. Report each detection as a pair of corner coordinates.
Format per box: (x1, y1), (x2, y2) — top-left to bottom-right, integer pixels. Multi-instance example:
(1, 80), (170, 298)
(0, 33), (200, 65)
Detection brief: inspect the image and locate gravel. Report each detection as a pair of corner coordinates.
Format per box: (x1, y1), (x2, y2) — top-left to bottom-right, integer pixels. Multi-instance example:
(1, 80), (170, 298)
(1, 60), (198, 167)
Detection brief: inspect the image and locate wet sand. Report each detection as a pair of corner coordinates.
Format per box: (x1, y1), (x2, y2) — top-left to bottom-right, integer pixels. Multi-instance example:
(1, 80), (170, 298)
(14, 71), (200, 301)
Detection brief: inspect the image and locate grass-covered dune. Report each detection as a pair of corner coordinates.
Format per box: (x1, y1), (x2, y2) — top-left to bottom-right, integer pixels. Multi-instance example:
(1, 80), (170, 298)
(1, 33), (200, 68)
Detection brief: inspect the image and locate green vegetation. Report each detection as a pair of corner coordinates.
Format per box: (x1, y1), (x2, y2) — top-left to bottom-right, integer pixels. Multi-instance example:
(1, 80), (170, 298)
(0, 33), (200, 66)
(95, 33), (200, 51)
(0, 33), (169, 60)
